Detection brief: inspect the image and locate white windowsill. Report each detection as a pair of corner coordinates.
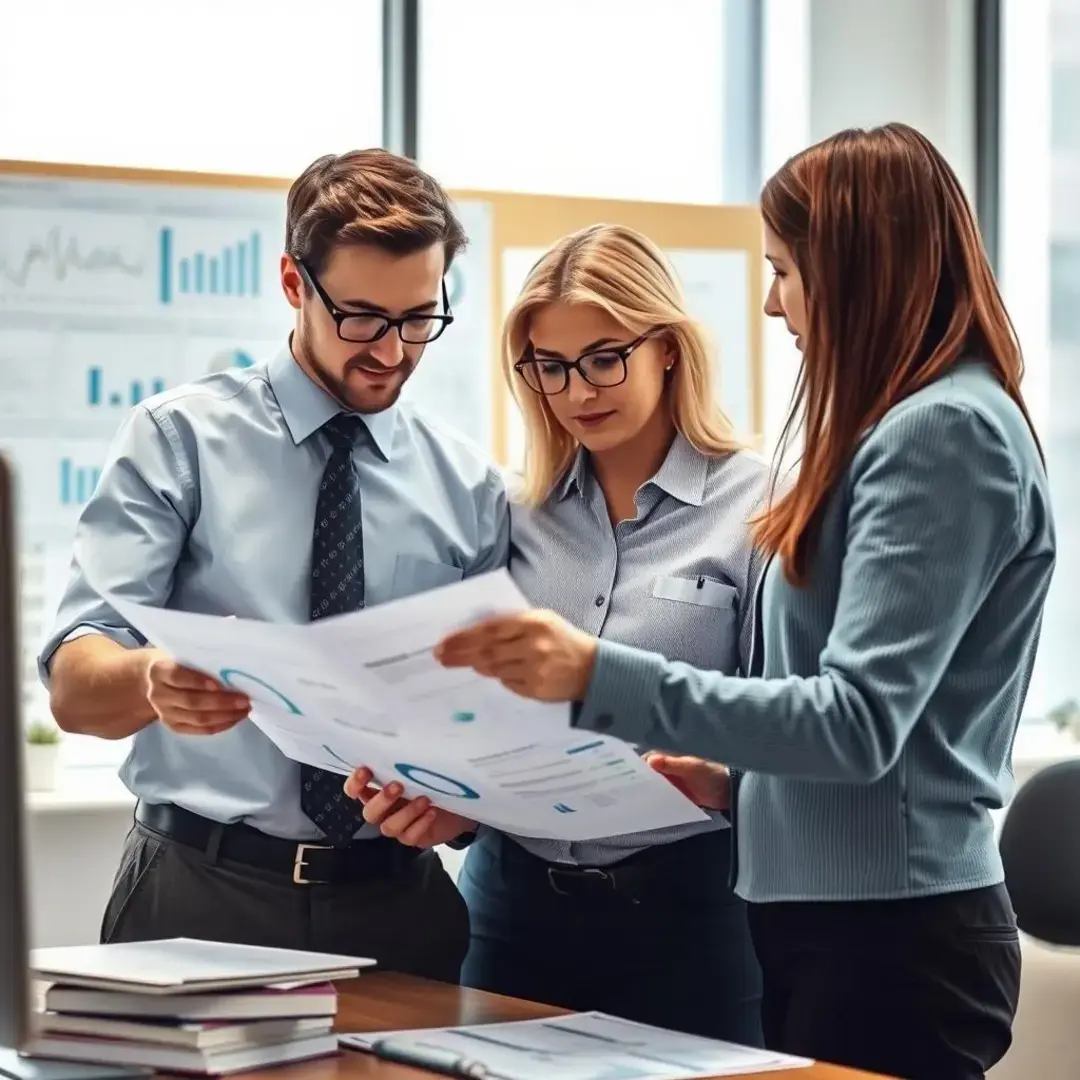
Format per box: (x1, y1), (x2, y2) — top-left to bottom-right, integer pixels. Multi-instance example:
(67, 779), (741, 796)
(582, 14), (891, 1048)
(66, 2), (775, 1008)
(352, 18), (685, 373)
(26, 770), (136, 814)
(22, 725), (1080, 816)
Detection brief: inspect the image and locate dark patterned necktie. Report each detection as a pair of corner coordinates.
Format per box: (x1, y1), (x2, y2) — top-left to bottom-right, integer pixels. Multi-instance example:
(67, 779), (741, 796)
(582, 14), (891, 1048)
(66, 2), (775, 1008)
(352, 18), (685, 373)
(300, 413), (367, 847)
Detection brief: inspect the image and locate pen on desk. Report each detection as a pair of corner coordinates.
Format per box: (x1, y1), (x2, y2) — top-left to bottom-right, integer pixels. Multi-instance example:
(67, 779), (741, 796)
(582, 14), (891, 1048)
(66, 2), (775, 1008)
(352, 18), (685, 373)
(370, 1037), (489, 1078)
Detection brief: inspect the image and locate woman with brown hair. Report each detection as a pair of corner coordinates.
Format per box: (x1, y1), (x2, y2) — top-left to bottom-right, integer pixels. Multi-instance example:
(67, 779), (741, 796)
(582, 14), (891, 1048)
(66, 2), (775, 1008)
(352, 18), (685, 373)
(432, 123), (1057, 1078)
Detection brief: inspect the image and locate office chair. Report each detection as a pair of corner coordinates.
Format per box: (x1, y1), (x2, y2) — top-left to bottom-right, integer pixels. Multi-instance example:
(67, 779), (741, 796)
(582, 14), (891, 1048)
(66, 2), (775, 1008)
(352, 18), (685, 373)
(999, 758), (1080, 946)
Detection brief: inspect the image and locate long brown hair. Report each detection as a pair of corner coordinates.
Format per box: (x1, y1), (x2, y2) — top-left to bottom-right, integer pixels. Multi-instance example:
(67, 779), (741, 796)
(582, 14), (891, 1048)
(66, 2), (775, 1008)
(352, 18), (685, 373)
(756, 122), (1040, 585)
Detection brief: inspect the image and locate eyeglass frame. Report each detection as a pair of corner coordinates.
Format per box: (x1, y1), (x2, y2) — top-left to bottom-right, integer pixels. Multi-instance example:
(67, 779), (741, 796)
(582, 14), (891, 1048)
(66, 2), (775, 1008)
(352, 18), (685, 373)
(513, 330), (658, 396)
(294, 257), (455, 344)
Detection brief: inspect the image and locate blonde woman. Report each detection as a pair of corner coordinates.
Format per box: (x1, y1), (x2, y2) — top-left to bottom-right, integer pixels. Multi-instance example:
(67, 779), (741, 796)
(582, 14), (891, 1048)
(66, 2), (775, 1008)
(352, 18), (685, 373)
(346, 224), (768, 1043)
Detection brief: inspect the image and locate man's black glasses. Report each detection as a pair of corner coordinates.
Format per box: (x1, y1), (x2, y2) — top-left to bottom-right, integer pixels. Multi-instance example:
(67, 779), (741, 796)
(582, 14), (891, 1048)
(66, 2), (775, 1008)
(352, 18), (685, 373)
(296, 258), (454, 344)
(514, 332), (654, 396)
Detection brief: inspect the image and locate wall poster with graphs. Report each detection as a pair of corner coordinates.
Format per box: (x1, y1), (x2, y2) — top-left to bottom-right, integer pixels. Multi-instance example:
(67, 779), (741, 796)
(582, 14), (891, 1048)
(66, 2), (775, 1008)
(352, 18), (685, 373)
(0, 163), (290, 749)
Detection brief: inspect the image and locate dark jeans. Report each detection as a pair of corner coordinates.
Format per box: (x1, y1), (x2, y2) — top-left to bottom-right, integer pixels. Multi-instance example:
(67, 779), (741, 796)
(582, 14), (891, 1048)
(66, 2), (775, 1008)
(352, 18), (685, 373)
(748, 883), (1022, 1079)
(103, 820), (470, 984)
(458, 829), (763, 1046)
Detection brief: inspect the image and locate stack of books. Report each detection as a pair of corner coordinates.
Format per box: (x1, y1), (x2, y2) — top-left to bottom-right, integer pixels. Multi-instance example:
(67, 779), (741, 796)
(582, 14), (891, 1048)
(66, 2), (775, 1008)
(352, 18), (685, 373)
(24, 938), (375, 1075)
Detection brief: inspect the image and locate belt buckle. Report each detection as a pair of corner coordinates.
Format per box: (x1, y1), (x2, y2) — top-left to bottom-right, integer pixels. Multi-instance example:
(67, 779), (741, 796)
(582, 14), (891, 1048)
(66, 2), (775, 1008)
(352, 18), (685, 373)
(293, 842), (332, 885)
(546, 866), (614, 897)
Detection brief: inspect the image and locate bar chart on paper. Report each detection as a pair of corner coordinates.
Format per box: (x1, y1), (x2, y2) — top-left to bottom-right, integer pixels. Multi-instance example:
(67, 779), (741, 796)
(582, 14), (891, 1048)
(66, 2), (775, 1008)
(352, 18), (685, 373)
(159, 226), (263, 303)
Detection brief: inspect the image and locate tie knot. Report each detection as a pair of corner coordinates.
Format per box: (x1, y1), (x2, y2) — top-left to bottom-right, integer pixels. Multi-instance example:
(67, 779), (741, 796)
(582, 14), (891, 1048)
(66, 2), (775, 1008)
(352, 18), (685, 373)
(322, 413), (366, 452)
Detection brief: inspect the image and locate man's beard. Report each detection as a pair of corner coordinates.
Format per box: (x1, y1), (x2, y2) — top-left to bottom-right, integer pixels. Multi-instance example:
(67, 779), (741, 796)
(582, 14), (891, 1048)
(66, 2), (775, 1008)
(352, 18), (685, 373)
(296, 331), (415, 414)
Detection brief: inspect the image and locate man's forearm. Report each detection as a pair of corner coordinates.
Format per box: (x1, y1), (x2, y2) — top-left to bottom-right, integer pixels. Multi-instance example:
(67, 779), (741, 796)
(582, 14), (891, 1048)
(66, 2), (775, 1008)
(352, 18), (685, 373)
(48, 636), (159, 739)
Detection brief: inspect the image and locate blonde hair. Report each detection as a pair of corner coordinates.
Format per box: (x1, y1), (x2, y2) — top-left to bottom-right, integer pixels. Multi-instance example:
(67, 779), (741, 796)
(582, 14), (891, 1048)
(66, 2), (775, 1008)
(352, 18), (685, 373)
(504, 223), (742, 505)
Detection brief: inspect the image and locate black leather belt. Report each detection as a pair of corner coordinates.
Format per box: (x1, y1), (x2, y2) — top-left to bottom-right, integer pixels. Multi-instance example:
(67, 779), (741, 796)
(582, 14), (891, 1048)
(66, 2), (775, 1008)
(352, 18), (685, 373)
(493, 829), (732, 903)
(135, 801), (419, 886)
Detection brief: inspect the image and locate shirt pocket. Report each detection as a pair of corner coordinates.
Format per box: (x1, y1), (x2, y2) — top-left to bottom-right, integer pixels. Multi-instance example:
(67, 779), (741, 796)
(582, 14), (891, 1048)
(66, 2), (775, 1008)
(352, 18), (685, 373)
(391, 554), (465, 598)
(649, 574), (741, 671)
(652, 574), (738, 610)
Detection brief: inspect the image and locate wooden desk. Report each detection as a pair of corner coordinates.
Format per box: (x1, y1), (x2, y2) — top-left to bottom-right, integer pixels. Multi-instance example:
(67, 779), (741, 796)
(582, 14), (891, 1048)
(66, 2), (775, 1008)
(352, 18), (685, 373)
(244, 973), (892, 1080)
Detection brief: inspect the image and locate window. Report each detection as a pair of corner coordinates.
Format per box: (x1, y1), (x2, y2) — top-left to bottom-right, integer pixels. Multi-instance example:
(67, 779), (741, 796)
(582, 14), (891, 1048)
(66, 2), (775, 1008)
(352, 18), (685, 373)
(2, 1), (383, 775)
(760, 0), (810, 454)
(1000, 0), (1078, 730)
(0, 1), (383, 177)
(418, 0), (731, 203)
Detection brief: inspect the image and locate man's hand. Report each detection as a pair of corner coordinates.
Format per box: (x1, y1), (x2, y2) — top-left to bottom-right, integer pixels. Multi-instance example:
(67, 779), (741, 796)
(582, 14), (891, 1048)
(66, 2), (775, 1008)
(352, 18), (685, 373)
(644, 752), (732, 810)
(435, 610), (598, 702)
(145, 652), (251, 736)
(344, 768), (476, 849)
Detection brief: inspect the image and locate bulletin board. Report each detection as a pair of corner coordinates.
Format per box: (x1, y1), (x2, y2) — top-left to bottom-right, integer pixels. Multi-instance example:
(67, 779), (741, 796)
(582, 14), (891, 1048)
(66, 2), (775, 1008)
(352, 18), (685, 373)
(0, 157), (762, 740)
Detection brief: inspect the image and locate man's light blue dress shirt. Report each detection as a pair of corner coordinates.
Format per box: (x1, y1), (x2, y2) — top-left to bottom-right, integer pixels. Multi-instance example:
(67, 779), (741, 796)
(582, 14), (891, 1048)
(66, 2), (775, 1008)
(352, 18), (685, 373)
(38, 345), (509, 841)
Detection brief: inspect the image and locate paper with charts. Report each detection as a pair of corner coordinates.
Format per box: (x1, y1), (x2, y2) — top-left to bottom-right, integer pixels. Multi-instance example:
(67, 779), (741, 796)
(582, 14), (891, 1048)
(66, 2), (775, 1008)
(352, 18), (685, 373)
(106, 570), (707, 842)
(341, 1010), (812, 1078)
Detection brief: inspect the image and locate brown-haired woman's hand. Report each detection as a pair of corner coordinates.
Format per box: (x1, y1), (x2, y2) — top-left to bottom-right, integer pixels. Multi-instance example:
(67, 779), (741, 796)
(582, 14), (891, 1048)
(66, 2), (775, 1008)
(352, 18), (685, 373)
(343, 768), (476, 848)
(643, 752), (731, 811)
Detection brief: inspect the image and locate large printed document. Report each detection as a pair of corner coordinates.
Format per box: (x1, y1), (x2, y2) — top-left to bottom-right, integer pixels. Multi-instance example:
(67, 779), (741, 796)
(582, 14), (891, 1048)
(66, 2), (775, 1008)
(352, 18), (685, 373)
(341, 1011), (813, 1078)
(107, 571), (708, 842)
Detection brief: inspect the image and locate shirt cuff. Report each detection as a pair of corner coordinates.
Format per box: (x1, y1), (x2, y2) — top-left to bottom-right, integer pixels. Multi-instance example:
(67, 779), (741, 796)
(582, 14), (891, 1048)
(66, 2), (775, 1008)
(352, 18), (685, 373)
(573, 639), (667, 745)
(37, 623), (144, 687)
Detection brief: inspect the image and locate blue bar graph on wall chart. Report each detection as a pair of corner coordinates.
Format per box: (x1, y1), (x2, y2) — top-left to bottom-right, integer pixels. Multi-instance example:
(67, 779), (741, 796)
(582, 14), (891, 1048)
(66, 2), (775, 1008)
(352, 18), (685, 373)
(87, 366), (167, 408)
(59, 458), (103, 506)
(159, 226), (262, 304)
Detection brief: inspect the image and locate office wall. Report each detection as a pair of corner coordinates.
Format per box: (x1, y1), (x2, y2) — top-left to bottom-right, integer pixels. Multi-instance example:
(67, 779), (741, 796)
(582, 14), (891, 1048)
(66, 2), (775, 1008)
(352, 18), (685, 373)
(26, 809), (130, 948)
(25, 802), (468, 948)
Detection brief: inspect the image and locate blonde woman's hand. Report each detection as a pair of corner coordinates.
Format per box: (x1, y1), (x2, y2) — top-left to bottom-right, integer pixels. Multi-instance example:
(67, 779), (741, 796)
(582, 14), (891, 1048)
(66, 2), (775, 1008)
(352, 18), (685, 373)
(643, 752), (731, 811)
(343, 768), (476, 849)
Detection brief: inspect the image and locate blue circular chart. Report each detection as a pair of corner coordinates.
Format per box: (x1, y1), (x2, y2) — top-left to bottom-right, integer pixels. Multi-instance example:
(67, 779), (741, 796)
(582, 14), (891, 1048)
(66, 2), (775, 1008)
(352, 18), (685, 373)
(394, 763), (480, 800)
(218, 668), (302, 714)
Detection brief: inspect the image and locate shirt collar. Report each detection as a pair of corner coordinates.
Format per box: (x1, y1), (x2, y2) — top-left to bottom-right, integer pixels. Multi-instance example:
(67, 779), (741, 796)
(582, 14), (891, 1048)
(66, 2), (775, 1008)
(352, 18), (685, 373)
(650, 432), (709, 506)
(268, 340), (398, 460)
(555, 432), (709, 507)
(555, 448), (591, 501)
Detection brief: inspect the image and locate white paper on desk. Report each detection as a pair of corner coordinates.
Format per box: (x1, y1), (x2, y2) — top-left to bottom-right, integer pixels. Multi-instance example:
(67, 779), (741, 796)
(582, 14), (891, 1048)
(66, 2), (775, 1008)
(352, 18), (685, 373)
(341, 1010), (813, 1078)
(104, 570), (567, 742)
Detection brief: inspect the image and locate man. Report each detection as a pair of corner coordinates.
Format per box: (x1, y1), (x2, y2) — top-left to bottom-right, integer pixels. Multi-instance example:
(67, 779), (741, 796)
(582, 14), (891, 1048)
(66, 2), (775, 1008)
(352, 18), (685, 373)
(40, 150), (508, 982)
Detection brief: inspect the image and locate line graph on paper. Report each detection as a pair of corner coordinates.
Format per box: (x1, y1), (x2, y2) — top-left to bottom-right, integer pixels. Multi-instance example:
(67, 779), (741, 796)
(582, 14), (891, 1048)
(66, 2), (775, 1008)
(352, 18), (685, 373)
(0, 210), (151, 307)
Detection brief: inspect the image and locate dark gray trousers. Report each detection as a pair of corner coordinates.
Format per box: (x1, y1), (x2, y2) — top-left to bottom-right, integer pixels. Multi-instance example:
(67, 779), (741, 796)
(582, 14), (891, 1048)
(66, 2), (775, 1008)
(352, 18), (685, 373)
(101, 822), (470, 984)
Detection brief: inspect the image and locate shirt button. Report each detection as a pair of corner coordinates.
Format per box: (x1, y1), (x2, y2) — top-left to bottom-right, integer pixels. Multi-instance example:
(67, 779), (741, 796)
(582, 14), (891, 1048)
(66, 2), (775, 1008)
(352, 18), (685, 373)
(594, 594), (605, 607)
(593, 713), (614, 731)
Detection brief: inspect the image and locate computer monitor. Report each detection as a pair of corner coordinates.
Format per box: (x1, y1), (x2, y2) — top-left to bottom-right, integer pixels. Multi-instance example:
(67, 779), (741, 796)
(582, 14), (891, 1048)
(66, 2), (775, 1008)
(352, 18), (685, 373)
(0, 450), (32, 1064)
(0, 453), (144, 1080)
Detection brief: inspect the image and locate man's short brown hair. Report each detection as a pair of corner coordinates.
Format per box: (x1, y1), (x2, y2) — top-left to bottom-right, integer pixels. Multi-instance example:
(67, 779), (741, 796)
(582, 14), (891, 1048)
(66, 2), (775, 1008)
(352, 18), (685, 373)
(285, 149), (467, 275)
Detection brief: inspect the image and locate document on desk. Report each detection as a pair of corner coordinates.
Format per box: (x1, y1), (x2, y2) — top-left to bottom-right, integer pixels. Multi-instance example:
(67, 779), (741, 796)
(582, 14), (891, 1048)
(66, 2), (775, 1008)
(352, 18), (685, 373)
(104, 571), (708, 841)
(341, 1011), (813, 1078)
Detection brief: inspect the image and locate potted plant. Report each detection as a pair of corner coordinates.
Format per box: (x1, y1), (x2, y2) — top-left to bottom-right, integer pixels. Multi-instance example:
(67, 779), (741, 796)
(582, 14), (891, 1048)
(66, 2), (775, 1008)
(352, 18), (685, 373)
(23, 720), (61, 793)
(1046, 698), (1080, 741)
